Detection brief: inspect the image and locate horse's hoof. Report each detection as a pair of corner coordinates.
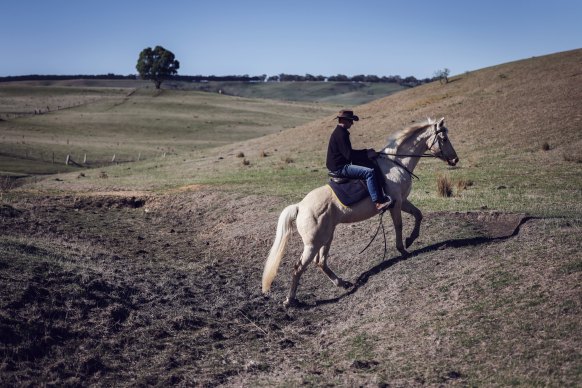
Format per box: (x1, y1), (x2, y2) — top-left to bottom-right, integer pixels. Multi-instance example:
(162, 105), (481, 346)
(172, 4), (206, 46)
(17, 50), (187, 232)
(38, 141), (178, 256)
(283, 298), (299, 308)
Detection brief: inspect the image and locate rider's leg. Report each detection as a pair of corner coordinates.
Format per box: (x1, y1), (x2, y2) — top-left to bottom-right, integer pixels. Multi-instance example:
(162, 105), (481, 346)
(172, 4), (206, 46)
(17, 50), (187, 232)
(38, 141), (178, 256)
(338, 164), (390, 210)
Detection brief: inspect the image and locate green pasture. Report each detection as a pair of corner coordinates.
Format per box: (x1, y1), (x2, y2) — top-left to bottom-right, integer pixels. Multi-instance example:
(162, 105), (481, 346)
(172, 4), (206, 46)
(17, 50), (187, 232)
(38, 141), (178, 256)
(23, 134), (582, 219)
(2, 77), (581, 218)
(0, 83), (338, 175)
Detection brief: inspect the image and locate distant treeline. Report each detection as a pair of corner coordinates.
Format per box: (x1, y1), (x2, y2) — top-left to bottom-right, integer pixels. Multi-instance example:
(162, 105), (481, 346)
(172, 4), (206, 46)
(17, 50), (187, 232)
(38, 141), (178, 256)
(0, 73), (435, 87)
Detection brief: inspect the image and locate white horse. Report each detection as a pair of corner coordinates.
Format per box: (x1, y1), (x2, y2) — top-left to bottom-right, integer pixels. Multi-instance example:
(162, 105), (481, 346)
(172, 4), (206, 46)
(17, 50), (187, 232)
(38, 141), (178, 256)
(262, 118), (459, 306)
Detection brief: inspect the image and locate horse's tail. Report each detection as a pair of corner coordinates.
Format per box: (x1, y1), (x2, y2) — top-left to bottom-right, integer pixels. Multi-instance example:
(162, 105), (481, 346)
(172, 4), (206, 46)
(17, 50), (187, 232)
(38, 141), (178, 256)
(262, 204), (299, 294)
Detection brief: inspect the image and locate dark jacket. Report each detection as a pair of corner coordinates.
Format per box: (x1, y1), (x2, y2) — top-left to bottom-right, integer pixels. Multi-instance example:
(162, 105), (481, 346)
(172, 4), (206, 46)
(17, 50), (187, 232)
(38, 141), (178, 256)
(326, 125), (369, 172)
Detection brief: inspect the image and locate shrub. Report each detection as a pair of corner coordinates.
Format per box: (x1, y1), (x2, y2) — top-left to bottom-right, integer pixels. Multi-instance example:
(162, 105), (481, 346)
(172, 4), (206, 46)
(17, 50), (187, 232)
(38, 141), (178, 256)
(437, 174), (453, 197)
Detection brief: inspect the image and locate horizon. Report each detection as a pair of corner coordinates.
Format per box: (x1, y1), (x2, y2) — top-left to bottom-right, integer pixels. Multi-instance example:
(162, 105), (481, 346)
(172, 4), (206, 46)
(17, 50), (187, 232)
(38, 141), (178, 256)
(1, 0), (581, 79)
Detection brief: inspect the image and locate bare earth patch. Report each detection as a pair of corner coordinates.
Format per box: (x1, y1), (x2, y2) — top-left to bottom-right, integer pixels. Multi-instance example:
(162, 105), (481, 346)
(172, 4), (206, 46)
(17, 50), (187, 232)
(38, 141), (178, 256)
(1, 190), (580, 386)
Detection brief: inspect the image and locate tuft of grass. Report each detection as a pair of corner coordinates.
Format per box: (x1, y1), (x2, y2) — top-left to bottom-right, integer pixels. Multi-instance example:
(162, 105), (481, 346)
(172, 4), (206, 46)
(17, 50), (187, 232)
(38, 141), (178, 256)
(0, 176), (17, 193)
(455, 179), (472, 195)
(437, 174), (453, 197)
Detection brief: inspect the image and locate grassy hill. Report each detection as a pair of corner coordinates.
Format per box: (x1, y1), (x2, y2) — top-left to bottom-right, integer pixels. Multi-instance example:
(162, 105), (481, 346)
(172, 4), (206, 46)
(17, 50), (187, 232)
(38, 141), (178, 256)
(180, 80), (407, 105)
(10, 49), (580, 217)
(0, 85), (341, 176)
(1, 49), (581, 386)
(0, 80), (405, 177)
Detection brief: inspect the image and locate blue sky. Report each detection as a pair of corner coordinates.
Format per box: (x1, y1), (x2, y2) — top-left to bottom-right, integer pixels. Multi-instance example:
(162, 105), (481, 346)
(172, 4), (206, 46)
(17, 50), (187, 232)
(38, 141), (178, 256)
(2, 0), (581, 79)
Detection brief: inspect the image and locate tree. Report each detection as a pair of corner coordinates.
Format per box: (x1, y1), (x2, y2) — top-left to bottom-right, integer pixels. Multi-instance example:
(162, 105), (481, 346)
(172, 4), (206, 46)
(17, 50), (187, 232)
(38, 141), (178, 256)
(136, 46), (180, 89)
(434, 68), (450, 84)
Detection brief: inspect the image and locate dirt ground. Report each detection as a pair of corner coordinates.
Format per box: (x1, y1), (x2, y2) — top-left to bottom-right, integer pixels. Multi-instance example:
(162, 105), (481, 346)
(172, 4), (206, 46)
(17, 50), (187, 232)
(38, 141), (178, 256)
(1, 189), (580, 386)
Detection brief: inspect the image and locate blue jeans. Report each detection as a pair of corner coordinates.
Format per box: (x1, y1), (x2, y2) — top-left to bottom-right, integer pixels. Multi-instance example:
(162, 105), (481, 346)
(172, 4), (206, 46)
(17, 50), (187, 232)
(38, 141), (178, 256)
(334, 164), (384, 203)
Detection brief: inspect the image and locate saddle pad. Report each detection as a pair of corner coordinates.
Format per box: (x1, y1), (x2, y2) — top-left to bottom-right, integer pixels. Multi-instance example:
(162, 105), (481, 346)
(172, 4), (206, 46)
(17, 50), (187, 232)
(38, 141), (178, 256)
(327, 179), (370, 207)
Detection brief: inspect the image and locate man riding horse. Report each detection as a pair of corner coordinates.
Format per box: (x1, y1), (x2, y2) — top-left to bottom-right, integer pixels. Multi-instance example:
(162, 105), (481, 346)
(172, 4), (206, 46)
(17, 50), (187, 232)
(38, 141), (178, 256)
(326, 109), (392, 212)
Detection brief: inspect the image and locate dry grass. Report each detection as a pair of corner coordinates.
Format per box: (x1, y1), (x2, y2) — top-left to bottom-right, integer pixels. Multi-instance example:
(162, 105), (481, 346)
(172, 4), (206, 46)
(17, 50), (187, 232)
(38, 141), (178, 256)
(1, 192), (580, 386)
(437, 174), (453, 197)
(1, 49), (582, 386)
(0, 176), (17, 193)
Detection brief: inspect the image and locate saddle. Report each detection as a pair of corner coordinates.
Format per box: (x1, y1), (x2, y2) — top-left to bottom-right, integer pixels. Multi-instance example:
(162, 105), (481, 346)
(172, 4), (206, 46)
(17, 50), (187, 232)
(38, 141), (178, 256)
(327, 171), (351, 184)
(327, 171), (369, 206)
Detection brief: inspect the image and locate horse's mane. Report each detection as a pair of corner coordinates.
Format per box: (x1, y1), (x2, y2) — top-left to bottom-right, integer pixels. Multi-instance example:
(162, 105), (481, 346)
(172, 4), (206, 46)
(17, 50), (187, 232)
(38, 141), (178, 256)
(385, 119), (435, 151)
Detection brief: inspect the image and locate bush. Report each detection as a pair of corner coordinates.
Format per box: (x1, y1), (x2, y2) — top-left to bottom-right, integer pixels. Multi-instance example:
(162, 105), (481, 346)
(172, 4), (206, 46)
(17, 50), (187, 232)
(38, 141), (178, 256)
(437, 174), (453, 197)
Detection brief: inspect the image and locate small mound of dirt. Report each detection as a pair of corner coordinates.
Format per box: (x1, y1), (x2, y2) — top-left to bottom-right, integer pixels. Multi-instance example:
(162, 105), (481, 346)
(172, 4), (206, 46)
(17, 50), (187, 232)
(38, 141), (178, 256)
(0, 205), (23, 218)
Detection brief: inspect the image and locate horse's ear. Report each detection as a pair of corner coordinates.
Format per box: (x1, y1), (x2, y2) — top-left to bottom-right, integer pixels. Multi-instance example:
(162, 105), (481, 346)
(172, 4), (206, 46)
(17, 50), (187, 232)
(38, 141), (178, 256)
(437, 117), (445, 127)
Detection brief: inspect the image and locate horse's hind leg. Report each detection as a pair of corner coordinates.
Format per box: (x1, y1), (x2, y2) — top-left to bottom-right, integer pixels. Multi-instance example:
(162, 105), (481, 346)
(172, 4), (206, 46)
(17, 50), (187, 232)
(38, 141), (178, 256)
(285, 244), (319, 307)
(316, 239), (353, 289)
(402, 200), (423, 248)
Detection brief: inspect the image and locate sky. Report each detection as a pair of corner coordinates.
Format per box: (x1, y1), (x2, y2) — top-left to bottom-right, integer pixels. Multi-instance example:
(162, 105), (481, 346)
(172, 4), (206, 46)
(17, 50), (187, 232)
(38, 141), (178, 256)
(1, 0), (581, 79)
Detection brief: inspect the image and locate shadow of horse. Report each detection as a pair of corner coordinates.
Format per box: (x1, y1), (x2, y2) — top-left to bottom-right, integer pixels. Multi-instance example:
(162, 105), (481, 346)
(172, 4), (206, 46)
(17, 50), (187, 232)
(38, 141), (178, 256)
(296, 216), (532, 309)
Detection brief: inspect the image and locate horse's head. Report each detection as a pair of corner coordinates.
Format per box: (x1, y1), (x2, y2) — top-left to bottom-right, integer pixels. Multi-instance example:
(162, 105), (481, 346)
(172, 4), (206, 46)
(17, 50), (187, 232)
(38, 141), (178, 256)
(427, 118), (459, 166)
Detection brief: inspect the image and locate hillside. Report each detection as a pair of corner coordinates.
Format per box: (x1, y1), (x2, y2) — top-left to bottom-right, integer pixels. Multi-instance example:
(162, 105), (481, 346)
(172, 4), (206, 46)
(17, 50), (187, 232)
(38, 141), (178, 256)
(1, 49), (581, 386)
(0, 86), (339, 176)
(181, 80), (407, 105)
(24, 49), (582, 217)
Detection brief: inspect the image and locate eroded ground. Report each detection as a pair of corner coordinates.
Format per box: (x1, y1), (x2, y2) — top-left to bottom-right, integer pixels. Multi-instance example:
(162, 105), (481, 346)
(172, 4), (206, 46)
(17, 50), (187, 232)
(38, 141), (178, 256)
(1, 191), (580, 386)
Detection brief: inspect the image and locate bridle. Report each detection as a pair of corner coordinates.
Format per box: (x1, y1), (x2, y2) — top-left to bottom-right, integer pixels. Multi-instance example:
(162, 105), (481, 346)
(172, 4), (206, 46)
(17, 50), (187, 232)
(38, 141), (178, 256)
(376, 122), (449, 180)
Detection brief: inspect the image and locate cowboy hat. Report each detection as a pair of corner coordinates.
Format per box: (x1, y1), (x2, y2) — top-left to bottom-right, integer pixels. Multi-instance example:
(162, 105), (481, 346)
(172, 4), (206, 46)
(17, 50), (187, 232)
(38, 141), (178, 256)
(336, 109), (359, 121)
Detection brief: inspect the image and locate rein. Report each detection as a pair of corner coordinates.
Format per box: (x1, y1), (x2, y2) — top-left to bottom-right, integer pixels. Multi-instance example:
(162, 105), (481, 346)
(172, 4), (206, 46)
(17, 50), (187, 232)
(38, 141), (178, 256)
(376, 153), (421, 180)
(376, 124), (444, 180)
(359, 211), (388, 260)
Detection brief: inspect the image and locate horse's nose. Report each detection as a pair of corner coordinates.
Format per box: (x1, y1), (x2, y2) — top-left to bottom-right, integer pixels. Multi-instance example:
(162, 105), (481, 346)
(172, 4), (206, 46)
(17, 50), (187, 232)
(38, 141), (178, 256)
(449, 157), (459, 166)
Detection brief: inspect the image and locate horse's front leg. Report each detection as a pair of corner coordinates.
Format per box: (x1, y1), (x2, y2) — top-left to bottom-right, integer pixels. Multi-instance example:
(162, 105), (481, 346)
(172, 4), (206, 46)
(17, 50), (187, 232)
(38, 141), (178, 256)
(389, 202), (409, 256)
(315, 240), (353, 289)
(401, 200), (423, 248)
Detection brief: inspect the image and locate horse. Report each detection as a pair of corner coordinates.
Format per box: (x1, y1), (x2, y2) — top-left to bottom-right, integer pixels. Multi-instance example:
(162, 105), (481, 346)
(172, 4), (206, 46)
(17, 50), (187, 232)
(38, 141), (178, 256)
(262, 118), (459, 306)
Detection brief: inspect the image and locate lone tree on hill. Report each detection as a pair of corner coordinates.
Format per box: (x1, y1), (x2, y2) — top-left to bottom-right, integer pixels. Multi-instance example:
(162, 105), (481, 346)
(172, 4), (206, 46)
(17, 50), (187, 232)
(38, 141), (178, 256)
(136, 46), (180, 89)
(434, 68), (450, 84)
